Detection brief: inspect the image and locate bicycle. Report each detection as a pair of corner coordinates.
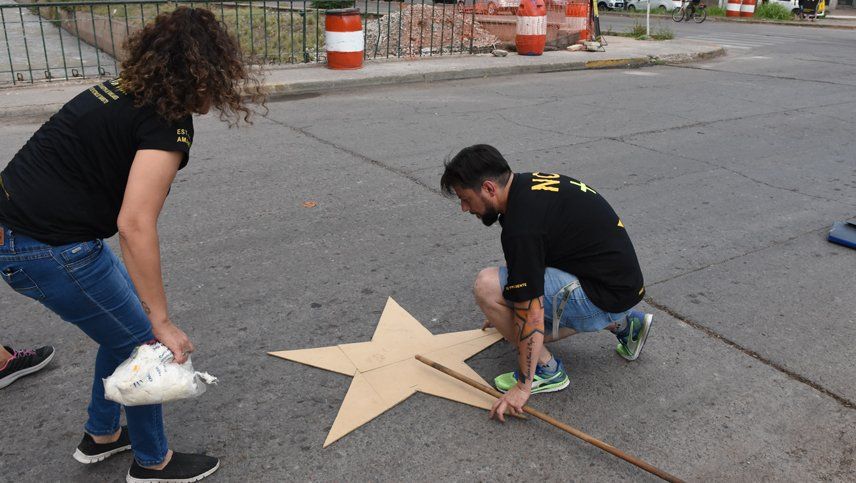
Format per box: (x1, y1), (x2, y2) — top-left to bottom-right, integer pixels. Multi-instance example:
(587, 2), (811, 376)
(672, 0), (707, 22)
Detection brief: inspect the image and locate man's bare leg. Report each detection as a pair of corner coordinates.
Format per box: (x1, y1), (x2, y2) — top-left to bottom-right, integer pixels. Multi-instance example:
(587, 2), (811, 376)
(474, 267), (578, 365)
(544, 327), (578, 343)
(473, 268), (516, 341)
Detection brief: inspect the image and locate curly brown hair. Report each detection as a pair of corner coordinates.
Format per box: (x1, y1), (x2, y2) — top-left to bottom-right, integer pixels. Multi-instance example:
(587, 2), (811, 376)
(120, 7), (265, 124)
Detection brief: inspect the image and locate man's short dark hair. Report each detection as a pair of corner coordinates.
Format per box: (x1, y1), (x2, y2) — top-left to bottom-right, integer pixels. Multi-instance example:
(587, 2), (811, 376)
(440, 144), (512, 196)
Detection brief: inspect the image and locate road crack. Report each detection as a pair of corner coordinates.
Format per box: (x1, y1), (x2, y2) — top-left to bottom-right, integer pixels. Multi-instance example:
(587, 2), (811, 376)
(647, 224), (830, 287)
(644, 296), (856, 411)
(665, 63), (856, 88)
(261, 114), (442, 196)
(617, 139), (854, 206)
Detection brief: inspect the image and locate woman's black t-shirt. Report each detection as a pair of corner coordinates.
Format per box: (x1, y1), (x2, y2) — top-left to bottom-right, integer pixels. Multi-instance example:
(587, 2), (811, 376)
(0, 79), (193, 245)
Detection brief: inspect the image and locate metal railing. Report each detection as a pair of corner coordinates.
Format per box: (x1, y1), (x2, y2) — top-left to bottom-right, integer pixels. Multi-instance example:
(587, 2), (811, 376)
(0, 0), (500, 86)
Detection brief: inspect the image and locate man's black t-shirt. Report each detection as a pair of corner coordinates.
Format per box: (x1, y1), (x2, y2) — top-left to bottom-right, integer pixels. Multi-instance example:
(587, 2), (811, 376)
(500, 172), (645, 313)
(0, 79), (193, 245)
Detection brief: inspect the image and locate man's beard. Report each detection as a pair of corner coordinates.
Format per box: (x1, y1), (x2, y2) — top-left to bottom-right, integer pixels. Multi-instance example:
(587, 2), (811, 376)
(481, 208), (499, 227)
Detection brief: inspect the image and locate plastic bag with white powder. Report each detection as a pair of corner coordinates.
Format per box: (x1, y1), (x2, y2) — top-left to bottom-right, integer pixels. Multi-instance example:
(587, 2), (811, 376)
(103, 343), (218, 406)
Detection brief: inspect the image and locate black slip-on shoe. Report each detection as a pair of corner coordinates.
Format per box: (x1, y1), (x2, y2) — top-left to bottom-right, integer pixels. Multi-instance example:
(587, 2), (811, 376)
(0, 345), (55, 389)
(127, 452), (220, 483)
(73, 426), (132, 464)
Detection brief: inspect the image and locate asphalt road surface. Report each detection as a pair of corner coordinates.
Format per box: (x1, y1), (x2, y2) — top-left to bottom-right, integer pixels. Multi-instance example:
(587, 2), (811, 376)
(1, 18), (854, 482)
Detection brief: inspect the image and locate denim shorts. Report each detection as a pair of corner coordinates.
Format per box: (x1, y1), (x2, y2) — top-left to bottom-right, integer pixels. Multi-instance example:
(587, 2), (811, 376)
(498, 266), (629, 335)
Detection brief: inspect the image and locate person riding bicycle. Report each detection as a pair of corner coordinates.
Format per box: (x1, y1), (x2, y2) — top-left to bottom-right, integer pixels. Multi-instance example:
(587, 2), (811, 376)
(673, 0), (705, 22)
(687, 0), (703, 17)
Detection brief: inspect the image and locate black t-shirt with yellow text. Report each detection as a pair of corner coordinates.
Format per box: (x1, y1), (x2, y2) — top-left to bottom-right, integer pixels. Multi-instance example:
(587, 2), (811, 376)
(500, 172), (645, 313)
(0, 79), (192, 245)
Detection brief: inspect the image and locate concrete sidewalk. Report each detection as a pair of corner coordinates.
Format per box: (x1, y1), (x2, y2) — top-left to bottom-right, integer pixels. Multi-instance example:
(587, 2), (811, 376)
(0, 36), (723, 120)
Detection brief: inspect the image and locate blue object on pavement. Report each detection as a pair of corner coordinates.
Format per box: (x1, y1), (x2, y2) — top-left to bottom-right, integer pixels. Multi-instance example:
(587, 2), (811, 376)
(828, 221), (856, 249)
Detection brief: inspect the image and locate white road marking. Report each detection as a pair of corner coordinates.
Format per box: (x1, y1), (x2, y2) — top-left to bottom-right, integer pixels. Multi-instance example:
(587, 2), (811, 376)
(681, 32), (798, 51)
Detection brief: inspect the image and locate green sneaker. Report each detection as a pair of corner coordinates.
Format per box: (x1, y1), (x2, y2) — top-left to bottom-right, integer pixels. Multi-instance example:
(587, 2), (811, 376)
(615, 310), (653, 361)
(494, 358), (570, 394)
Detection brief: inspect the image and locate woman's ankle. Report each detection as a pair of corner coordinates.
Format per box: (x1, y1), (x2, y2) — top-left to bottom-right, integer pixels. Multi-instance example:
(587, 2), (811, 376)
(0, 346), (12, 365)
(142, 449), (173, 470)
(90, 428), (122, 444)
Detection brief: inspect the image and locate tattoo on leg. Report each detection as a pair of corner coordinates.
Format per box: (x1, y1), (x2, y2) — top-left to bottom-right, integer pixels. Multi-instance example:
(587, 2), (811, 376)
(141, 301), (151, 315)
(512, 297), (545, 342)
(522, 337), (534, 384)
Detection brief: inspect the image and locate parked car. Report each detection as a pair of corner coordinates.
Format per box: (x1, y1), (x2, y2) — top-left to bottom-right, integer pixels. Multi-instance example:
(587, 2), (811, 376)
(764, 0), (826, 17)
(452, 0), (520, 14)
(625, 0), (679, 11)
(597, 0), (626, 10)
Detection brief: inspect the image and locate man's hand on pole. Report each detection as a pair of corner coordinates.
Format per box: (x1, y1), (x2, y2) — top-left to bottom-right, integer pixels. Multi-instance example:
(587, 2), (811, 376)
(490, 383), (531, 422)
(490, 296), (545, 423)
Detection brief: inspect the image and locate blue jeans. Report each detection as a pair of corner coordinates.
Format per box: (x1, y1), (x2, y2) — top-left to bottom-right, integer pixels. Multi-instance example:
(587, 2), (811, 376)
(498, 267), (630, 336)
(0, 225), (168, 466)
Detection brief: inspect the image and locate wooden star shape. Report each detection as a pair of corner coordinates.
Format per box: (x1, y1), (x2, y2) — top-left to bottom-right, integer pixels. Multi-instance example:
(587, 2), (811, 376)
(269, 297), (503, 447)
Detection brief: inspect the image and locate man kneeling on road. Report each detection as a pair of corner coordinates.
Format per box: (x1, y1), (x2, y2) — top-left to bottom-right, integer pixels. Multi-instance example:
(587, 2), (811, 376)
(440, 144), (653, 421)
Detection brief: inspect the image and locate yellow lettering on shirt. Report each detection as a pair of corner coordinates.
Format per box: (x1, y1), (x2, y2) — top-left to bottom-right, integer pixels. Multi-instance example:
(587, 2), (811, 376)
(617, 219), (624, 228)
(88, 87), (109, 104)
(0, 176), (10, 200)
(532, 179), (560, 192)
(506, 282), (528, 290)
(531, 173), (562, 192)
(638, 287), (645, 296)
(96, 83), (119, 100)
(569, 180), (596, 194)
(110, 78), (128, 94)
(176, 136), (191, 148)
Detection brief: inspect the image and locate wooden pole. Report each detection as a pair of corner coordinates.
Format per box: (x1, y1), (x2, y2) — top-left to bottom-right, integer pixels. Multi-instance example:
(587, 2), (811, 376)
(415, 355), (685, 483)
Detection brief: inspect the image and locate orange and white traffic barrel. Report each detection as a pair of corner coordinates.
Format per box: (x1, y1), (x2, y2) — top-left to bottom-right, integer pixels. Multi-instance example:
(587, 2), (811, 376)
(325, 8), (363, 70)
(726, 0), (742, 17)
(516, 0), (547, 56)
(565, 2), (589, 43)
(740, 0), (756, 17)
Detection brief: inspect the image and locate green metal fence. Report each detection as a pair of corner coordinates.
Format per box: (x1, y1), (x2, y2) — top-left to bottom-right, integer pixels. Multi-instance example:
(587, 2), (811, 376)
(0, 0), (493, 86)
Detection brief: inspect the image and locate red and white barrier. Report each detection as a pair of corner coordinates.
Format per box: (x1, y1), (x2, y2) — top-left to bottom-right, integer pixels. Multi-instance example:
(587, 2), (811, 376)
(740, 0), (756, 17)
(565, 3), (590, 43)
(325, 8), (363, 70)
(516, 0), (547, 56)
(726, 0), (742, 17)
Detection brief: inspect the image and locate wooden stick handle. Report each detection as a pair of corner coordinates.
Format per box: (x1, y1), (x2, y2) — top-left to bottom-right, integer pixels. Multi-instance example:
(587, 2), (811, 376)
(415, 355), (684, 483)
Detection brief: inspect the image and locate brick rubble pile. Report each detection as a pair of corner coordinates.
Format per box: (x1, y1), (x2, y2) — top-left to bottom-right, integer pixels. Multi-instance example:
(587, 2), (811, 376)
(364, 5), (500, 57)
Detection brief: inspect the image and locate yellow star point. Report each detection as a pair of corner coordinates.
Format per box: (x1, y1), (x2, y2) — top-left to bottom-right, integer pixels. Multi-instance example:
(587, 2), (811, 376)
(268, 297), (503, 447)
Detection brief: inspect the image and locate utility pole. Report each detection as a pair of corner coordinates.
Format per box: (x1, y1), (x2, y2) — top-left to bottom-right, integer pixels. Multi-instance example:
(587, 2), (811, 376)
(646, 0), (651, 37)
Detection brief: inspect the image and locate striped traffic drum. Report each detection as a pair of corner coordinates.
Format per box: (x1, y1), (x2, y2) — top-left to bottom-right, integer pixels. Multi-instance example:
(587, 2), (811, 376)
(740, 0), (756, 17)
(325, 8), (364, 70)
(516, 0), (547, 56)
(726, 0), (742, 17)
(565, 2), (589, 43)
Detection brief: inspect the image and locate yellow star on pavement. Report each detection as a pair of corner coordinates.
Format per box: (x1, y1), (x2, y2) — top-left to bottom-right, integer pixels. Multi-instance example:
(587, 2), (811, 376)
(269, 297), (504, 447)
